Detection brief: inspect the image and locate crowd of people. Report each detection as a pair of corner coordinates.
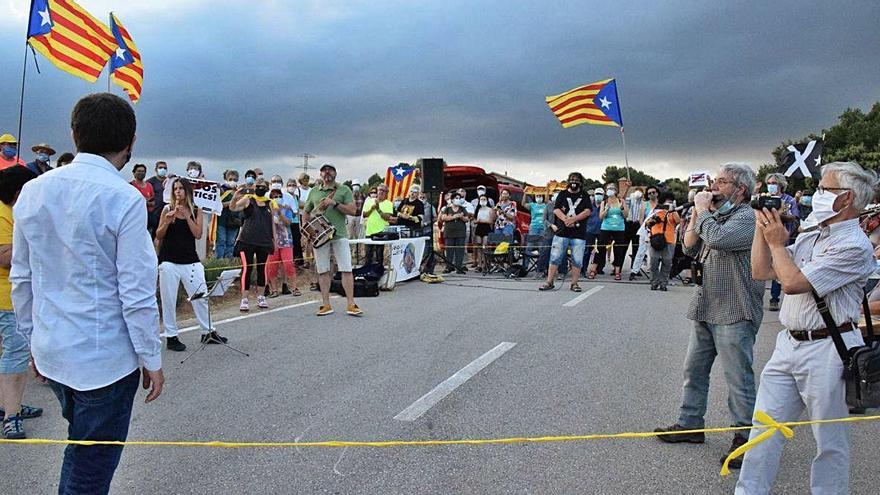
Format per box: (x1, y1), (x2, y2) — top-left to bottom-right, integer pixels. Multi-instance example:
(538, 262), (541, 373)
(1, 92), (879, 495)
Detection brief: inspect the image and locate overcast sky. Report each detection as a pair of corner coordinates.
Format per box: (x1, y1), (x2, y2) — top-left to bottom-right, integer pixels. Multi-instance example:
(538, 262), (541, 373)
(1, 0), (878, 184)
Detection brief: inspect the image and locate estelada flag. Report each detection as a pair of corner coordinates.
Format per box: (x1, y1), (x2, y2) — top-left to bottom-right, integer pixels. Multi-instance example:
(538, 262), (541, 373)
(109, 13), (143, 103)
(779, 139), (823, 179)
(384, 164), (417, 201)
(546, 78), (623, 128)
(27, 0), (116, 83)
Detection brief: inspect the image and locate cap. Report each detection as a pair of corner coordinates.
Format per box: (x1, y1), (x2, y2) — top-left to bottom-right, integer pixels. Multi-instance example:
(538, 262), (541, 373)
(31, 143), (56, 155)
(477, 185), (487, 190)
(352, 180), (361, 186)
(594, 188), (605, 195)
(320, 163), (336, 172)
(0, 134), (17, 145)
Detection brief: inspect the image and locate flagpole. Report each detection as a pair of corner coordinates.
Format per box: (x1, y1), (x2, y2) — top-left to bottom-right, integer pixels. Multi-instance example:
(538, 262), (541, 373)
(619, 127), (630, 182)
(107, 13), (112, 93)
(16, 0), (36, 164)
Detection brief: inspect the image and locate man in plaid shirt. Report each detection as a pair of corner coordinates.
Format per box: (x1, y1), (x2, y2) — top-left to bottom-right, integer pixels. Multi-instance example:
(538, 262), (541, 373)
(654, 163), (764, 470)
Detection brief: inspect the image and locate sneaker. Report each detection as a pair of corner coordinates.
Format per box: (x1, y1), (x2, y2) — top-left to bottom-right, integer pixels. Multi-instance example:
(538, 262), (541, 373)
(2, 416), (25, 440)
(281, 283), (292, 295)
(346, 304), (363, 316)
(0, 405), (43, 420)
(240, 298), (250, 312)
(316, 304), (334, 316)
(654, 424), (705, 444)
(769, 300), (780, 311)
(659, 286), (668, 292)
(443, 268), (454, 274)
(720, 434), (749, 469)
(166, 336), (187, 352)
(257, 295), (269, 308)
(201, 331), (228, 344)
(628, 273), (636, 281)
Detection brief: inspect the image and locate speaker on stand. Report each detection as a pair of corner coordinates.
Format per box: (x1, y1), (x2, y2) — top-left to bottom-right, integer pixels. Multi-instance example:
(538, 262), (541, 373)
(419, 158), (445, 193)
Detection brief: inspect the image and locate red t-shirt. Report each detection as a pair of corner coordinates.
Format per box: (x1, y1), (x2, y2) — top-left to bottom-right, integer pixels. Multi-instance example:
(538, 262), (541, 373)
(130, 180), (156, 211)
(0, 157), (25, 170)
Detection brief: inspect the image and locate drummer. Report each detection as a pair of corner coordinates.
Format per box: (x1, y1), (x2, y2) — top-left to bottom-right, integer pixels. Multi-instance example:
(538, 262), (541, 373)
(303, 164), (363, 317)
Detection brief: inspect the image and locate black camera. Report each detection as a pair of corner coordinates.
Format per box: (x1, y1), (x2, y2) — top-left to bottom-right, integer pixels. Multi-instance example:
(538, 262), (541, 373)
(750, 194), (782, 210)
(692, 261), (703, 286)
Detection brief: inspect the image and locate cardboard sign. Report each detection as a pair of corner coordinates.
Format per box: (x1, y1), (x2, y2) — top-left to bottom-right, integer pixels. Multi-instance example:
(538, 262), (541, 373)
(163, 178), (223, 214)
(688, 171), (711, 188)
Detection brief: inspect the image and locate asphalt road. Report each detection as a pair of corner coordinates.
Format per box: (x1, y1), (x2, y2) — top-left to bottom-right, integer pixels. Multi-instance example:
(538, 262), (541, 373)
(4, 274), (879, 494)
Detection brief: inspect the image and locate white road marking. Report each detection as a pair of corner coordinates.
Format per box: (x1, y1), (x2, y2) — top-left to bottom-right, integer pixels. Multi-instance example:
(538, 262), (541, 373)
(166, 299), (320, 336)
(563, 285), (604, 307)
(394, 342), (517, 422)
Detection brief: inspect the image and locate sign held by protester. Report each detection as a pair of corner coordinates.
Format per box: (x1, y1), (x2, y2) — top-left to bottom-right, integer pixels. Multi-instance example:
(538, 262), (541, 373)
(688, 171), (711, 188)
(780, 139), (823, 179)
(163, 178), (223, 214)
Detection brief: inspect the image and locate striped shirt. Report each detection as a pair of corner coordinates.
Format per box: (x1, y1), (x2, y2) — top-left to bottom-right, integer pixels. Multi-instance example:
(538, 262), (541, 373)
(683, 204), (764, 326)
(779, 218), (874, 332)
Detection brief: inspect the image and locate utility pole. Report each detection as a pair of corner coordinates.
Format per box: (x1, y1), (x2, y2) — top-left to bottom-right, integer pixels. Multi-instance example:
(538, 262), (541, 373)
(298, 153), (316, 175)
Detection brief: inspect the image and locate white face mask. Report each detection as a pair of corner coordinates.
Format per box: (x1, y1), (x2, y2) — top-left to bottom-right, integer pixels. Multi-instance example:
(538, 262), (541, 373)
(270, 182), (283, 191)
(607, 190), (617, 198)
(811, 189), (843, 224)
(287, 186), (296, 194)
(226, 180), (237, 187)
(631, 191), (642, 200)
(595, 194), (604, 202)
(479, 199), (487, 206)
(535, 196), (544, 203)
(477, 189), (486, 196)
(187, 169), (200, 178)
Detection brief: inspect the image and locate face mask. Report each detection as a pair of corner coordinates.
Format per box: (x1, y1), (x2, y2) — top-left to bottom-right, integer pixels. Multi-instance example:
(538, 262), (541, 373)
(477, 189), (485, 196)
(648, 192), (658, 199)
(157, 168), (168, 178)
(800, 195), (812, 206)
(270, 182), (282, 191)
(254, 186), (269, 197)
(535, 196), (544, 203)
(479, 199), (487, 206)
(1, 147), (16, 159)
(370, 193), (378, 199)
(716, 201), (734, 215)
(607, 190), (617, 198)
(187, 169), (200, 178)
(353, 185), (361, 192)
(134, 171), (146, 180)
(245, 176), (256, 185)
(257, 174), (265, 181)
(226, 180), (238, 187)
(454, 198), (463, 206)
(631, 191), (642, 200)
(287, 186), (296, 194)
(811, 189), (843, 224)
(37, 153), (50, 162)
(568, 183), (581, 192)
(595, 194), (604, 202)
(767, 184), (779, 194)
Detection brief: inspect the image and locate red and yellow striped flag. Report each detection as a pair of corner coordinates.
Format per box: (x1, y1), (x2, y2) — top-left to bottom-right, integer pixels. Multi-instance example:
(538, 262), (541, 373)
(545, 78), (623, 128)
(109, 13), (143, 103)
(384, 164), (417, 201)
(27, 0), (116, 83)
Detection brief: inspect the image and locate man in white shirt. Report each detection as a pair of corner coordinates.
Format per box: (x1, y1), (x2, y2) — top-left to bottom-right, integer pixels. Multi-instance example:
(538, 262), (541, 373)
(10, 93), (164, 495)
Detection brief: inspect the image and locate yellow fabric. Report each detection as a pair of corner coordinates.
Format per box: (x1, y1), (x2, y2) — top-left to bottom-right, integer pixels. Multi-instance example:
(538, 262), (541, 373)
(0, 203), (13, 310)
(493, 242), (510, 255)
(364, 198), (393, 236)
(720, 410), (794, 476)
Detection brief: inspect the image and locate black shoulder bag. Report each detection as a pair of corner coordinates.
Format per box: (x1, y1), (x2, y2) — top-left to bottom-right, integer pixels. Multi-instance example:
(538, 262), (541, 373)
(811, 289), (880, 409)
(649, 211), (669, 251)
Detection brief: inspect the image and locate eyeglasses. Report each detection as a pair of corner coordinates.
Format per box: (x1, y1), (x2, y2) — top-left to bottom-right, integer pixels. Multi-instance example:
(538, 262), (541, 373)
(714, 178), (735, 186)
(816, 185), (851, 195)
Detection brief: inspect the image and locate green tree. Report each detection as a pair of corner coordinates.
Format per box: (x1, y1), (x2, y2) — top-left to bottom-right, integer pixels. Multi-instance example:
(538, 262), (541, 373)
(365, 173), (384, 192)
(600, 165), (659, 186)
(662, 177), (690, 204)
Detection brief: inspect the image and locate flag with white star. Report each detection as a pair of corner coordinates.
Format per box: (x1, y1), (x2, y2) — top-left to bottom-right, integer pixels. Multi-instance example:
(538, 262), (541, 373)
(779, 139), (823, 179)
(384, 164), (417, 201)
(26, 0), (116, 83)
(109, 13), (143, 103)
(546, 78), (623, 128)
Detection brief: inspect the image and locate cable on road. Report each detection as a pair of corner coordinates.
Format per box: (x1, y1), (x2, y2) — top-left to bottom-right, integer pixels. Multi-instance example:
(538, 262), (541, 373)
(3, 411), (878, 477)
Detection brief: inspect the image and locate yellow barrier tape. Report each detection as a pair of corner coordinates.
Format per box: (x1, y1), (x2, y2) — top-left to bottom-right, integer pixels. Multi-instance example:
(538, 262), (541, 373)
(3, 412), (878, 478)
(720, 411), (794, 476)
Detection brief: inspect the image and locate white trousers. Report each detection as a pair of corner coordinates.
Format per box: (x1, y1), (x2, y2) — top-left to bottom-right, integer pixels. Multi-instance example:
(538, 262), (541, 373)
(159, 261), (214, 337)
(631, 237), (649, 272)
(735, 329), (863, 495)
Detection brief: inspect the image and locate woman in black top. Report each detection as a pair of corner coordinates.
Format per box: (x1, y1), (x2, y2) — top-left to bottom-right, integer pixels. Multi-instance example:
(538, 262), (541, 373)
(230, 178), (275, 312)
(156, 178), (226, 351)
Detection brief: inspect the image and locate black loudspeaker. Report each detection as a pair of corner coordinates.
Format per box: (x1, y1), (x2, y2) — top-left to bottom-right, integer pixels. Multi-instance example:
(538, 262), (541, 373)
(420, 158), (445, 192)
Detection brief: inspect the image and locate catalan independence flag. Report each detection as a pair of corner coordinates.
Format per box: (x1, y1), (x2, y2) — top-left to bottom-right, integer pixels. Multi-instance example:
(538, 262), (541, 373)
(546, 78), (623, 128)
(26, 0), (116, 83)
(109, 13), (143, 103)
(384, 164), (417, 201)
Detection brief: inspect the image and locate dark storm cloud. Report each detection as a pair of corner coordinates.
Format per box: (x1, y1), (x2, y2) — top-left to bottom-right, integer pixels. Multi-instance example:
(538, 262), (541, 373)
(1, 0), (878, 175)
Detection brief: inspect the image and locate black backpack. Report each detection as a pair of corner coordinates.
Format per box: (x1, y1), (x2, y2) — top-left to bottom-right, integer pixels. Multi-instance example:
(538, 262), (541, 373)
(649, 211), (668, 250)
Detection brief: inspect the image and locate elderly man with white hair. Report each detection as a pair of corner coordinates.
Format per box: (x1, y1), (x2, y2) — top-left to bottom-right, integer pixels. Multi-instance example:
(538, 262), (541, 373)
(737, 162), (877, 495)
(395, 184), (425, 236)
(654, 162), (764, 470)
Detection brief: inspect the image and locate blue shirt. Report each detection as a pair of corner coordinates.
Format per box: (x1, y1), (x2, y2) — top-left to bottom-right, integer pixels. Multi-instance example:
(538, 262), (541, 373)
(586, 199), (603, 234)
(529, 203), (547, 233)
(601, 203), (626, 231)
(11, 153), (162, 391)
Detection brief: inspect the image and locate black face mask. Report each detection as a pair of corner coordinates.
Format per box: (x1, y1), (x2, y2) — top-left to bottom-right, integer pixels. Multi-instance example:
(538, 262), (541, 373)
(254, 186), (268, 197)
(569, 182), (581, 192)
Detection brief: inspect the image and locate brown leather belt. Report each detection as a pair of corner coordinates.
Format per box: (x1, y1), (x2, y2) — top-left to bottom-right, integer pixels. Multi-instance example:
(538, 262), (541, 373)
(789, 324), (854, 342)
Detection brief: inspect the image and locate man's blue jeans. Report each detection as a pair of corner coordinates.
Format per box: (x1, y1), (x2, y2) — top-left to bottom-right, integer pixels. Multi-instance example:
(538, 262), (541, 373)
(678, 320), (757, 430)
(770, 280), (782, 302)
(215, 225), (239, 259)
(48, 369), (140, 495)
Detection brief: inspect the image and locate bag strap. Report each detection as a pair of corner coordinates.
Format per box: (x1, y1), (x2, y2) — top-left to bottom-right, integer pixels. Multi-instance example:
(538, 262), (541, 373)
(863, 291), (876, 341)
(810, 289), (851, 363)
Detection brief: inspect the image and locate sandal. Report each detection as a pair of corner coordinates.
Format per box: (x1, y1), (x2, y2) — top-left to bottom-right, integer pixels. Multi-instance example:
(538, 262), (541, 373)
(291, 288), (302, 297)
(614, 272), (622, 281)
(587, 270), (597, 280)
(538, 281), (555, 291)
(570, 283), (582, 292)
(268, 290), (280, 298)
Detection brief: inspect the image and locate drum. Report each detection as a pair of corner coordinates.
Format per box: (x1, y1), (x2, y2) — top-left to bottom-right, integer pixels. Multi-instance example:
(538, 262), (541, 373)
(303, 215), (336, 248)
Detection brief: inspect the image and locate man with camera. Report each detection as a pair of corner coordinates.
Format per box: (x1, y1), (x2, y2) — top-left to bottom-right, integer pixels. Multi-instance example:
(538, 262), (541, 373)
(736, 162), (876, 494)
(655, 163), (764, 469)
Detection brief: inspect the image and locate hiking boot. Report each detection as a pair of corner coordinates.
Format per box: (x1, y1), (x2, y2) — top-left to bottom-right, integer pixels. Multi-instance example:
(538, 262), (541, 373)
(721, 434), (749, 469)
(3, 416), (25, 440)
(346, 304), (363, 316)
(257, 295), (269, 308)
(166, 336), (187, 352)
(0, 405), (42, 420)
(316, 304), (334, 316)
(240, 298), (250, 312)
(654, 424), (705, 443)
(201, 331), (228, 344)
(769, 299), (780, 311)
